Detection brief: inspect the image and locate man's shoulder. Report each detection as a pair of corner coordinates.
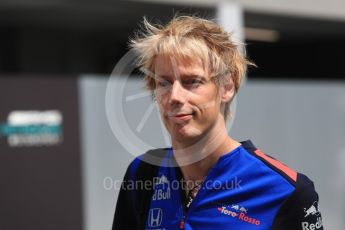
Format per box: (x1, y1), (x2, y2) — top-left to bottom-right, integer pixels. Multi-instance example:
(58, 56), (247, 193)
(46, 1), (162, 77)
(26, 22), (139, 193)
(241, 140), (323, 229)
(240, 140), (316, 188)
(139, 147), (170, 162)
(127, 148), (170, 180)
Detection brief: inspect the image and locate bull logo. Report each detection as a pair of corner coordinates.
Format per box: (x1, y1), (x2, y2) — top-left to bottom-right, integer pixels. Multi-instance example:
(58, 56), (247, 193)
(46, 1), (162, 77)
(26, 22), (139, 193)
(240, 207), (248, 213)
(231, 204), (239, 210)
(231, 204), (249, 213)
(304, 201), (320, 218)
(155, 175), (169, 185)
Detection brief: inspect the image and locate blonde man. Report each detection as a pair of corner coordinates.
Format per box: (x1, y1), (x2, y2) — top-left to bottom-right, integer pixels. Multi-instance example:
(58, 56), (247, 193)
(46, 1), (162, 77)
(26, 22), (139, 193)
(113, 16), (323, 230)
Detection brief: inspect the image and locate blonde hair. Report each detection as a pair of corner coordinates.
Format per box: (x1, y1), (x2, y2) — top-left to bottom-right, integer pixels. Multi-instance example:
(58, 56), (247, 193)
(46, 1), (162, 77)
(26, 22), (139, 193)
(130, 15), (254, 120)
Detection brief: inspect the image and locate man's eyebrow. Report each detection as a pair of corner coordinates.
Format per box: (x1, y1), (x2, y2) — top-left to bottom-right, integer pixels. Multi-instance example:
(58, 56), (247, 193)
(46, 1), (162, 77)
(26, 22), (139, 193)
(180, 74), (207, 80)
(155, 75), (172, 80)
(155, 74), (206, 80)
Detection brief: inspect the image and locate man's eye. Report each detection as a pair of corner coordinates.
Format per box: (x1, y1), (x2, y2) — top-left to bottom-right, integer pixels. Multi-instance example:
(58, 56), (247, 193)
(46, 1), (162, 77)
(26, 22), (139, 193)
(157, 80), (171, 87)
(184, 79), (202, 87)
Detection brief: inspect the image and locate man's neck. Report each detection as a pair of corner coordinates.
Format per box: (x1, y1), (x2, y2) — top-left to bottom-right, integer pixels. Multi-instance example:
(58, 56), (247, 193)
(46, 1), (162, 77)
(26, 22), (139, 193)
(172, 118), (241, 182)
(179, 136), (240, 182)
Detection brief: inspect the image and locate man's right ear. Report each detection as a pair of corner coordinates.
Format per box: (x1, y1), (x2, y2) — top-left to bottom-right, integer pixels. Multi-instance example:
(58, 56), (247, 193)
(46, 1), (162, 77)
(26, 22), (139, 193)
(220, 74), (235, 103)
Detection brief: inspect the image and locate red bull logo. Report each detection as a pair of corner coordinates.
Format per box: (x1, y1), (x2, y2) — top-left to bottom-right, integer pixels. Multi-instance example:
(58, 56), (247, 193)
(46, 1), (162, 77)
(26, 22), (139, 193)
(302, 217), (322, 230)
(301, 201), (323, 230)
(304, 201), (320, 218)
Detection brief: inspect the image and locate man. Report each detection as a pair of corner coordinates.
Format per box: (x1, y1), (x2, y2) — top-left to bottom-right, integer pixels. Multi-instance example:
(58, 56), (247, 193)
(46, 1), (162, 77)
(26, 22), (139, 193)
(112, 16), (323, 230)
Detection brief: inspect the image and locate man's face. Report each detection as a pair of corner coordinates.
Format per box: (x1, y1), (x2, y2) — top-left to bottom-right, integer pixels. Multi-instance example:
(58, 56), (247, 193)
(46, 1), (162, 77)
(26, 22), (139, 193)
(153, 55), (229, 144)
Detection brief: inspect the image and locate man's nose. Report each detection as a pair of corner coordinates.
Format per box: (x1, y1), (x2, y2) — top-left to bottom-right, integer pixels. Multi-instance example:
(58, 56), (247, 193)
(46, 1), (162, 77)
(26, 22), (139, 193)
(169, 81), (186, 104)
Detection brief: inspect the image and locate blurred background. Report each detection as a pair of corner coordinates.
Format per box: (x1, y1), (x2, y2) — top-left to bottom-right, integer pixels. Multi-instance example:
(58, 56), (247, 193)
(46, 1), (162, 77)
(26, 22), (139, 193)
(0, 0), (344, 229)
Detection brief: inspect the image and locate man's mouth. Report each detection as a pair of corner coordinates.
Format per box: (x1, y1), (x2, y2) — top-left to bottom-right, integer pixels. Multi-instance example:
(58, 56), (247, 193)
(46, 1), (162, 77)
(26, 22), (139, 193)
(168, 112), (194, 123)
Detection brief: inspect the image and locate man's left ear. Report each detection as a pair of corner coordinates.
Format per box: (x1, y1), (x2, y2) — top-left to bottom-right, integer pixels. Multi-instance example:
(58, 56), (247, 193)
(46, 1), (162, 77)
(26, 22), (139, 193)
(221, 74), (235, 103)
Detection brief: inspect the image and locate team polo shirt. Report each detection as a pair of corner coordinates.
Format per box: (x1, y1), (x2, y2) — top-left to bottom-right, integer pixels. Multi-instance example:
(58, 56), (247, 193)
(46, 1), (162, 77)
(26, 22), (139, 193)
(113, 140), (323, 230)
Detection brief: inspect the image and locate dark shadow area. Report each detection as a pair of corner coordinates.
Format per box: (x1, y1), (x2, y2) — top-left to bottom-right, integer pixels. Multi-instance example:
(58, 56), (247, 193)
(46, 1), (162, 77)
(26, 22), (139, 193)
(0, 2), (344, 80)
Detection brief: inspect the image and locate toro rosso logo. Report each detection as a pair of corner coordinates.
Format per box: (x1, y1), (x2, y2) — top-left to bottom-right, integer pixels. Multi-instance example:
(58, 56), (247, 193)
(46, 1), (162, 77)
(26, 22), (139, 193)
(217, 204), (261, 226)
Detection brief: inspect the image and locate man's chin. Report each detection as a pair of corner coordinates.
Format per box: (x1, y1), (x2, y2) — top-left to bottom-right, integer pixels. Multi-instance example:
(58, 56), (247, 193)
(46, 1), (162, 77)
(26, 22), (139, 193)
(171, 126), (203, 143)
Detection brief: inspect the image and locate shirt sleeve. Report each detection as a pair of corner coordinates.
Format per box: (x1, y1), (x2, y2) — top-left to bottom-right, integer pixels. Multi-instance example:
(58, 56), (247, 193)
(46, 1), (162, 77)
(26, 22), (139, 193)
(271, 173), (324, 230)
(112, 162), (139, 230)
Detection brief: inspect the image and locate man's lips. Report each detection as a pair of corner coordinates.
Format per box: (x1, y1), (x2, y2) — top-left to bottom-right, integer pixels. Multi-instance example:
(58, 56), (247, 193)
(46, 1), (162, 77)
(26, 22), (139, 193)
(167, 113), (194, 123)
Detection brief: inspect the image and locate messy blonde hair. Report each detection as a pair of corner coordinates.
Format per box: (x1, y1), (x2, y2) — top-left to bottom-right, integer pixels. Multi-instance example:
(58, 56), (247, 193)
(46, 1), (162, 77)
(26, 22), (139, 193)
(130, 15), (254, 121)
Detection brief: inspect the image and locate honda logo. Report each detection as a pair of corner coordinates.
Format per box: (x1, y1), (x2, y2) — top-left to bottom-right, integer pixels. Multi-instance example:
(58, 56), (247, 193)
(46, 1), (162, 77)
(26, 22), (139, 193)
(148, 208), (163, 227)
